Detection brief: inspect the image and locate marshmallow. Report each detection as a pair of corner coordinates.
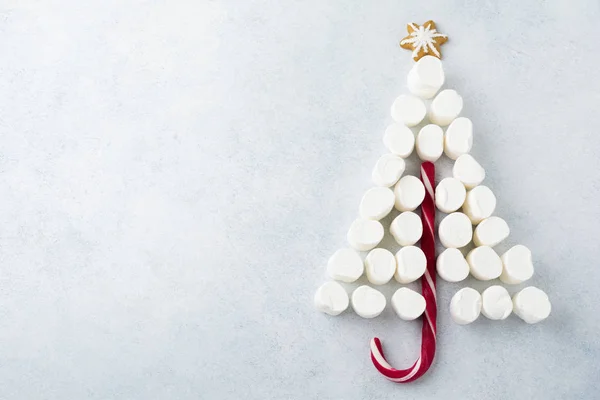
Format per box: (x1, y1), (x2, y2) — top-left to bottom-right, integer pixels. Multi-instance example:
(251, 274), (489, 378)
(365, 248), (396, 285)
(391, 287), (426, 320)
(359, 187), (395, 220)
(435, 177), (466, 213)
(453, 154), (485, 189)
(383, 123), (415, 158)
(512, 287), (551, 324)
(416, 124), (444, 162)
(444, 117), (473, 160)
(473, 217), (509, 247)
(327, 248), (364, 282)
(391, 95), (426, 127)
(462, 186), (496, 224)
(467, 246), (502, 281)
(436, 248), (470, 282)
(428, 89), (463, 126)
(438, 212), (472, 248)
(394, 245), (426, 284)
(314, 281), (349, 316)
(372, 154), (406, 187)
(351, 285), (386, 319)
(450, 287), (482, 325)
(390, 211), (423, 246)
(394, 175), (425, 211)
(481, 285), (513, 320)
(347, 218), (384, 251)
(407, 55), (445, 99)
(500, 245), (534, 284)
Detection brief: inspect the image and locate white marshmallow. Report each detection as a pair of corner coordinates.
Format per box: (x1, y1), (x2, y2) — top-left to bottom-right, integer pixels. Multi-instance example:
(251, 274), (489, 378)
(407, 55), (445, 99)
(372, 154), (406, 187)
(444, 117), (473, 159)
(347, 218), (384, 251)
(453, 154), (485, 189)
(438, 212), (473, 248)
(450, 287), (482, 325)
(429, 89), (463, 126)
(463, 186), (496, 224)
(512, 287), (551, 324)
(391, 95), (426, 127)
(365, 248), (396, 285)
(314, 281), (349, 316)
(467, 246), (502, 281)
(383, 123), (415, 158)
(435, 177), (466, 213)
(394, 246), (426, 284)
(390, 211), (422, 246)
(500, 245), (534, 284)
(473, 217), (509, 247)
(327, 248), (364, 282)
(394, 175), (425, 211)
(436, 248), (470, 282)
(351, 285), (386, 319)
(391, 287), (426, 320)
(359, 187), (395, 220)
(481, 285), (513, 320)
(416, 124), (444, 162)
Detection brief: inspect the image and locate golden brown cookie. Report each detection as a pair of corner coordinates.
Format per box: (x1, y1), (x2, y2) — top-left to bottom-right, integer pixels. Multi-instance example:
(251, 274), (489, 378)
(400, 20), (448, 61)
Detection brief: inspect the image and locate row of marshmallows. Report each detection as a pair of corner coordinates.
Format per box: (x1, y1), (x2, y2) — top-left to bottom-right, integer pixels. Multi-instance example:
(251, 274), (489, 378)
(315, 282), (426, 320)
(450, 286), (551, 325)
(315, 281), (550, 324)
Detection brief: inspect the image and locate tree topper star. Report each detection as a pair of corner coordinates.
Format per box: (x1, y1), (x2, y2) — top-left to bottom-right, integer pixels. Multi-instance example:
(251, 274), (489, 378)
(400, 20), (448, 61)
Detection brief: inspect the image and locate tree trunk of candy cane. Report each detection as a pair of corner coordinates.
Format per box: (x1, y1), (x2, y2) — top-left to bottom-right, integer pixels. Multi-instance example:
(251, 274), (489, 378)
(370, 161), (437, 383)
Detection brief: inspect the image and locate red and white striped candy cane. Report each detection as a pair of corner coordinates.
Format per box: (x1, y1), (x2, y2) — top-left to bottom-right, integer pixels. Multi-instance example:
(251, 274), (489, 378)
(370, 161), (437, 383)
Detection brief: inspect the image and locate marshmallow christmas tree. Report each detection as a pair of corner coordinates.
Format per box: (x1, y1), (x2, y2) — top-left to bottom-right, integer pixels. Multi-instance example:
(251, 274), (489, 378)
(313, 22), (552, 383)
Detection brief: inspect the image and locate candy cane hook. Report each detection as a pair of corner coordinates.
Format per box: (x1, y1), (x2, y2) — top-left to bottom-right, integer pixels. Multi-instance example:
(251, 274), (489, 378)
(370, 161), (437, 383)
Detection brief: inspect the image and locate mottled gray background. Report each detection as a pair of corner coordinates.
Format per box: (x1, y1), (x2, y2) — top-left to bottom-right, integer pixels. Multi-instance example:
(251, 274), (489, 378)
(1, 1), (599, 399)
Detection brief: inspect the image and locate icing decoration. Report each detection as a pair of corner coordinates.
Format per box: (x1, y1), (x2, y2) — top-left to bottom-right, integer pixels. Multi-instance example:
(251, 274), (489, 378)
(370, 162), (437, 383)
(400, 21), (448, 61)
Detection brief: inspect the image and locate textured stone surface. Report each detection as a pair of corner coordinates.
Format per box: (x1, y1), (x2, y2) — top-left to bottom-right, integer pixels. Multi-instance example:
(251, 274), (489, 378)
(0, 1), (599, 398)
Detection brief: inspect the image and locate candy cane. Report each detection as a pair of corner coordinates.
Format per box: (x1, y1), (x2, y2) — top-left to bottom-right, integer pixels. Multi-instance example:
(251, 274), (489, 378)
(370, 161), (437, 383)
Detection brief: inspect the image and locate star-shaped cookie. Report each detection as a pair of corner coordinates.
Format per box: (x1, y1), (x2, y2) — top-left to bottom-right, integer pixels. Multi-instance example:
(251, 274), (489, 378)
(400, 20), (448, 61)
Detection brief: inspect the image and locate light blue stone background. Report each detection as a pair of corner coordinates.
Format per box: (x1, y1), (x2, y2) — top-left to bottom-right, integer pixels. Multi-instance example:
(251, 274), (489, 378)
(1, 1), (599, 399)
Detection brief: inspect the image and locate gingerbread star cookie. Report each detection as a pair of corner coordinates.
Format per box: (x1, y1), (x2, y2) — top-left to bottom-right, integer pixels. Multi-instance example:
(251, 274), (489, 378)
(400, 20), (448, 61)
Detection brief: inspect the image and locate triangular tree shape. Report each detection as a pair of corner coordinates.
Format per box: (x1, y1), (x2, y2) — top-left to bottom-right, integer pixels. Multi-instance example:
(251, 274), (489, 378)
(313, 22), (551, 383)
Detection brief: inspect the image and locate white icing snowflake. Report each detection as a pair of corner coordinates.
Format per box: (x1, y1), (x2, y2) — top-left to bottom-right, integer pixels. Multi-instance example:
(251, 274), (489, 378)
(400, 22), (447, 59)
